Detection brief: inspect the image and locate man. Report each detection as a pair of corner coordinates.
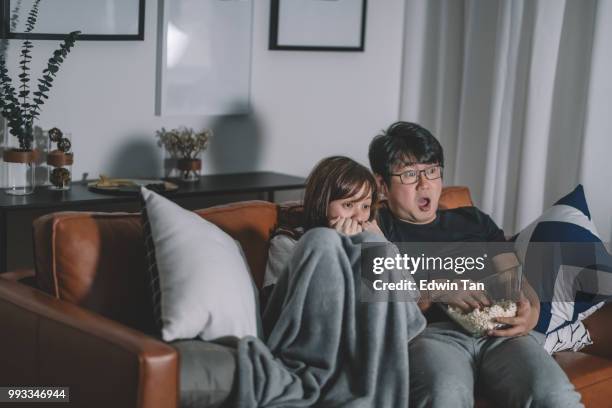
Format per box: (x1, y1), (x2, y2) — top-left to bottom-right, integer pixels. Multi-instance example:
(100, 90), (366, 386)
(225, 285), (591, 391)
(368, 121), (582, 407)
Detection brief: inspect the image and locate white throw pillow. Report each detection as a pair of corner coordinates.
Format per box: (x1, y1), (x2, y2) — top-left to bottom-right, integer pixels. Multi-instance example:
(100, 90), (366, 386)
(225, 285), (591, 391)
(141, 187), (261, 342)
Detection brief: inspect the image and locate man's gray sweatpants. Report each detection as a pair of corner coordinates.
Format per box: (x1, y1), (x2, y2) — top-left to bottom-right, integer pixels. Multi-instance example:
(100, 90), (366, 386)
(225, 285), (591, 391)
(409, 321), (583, 408)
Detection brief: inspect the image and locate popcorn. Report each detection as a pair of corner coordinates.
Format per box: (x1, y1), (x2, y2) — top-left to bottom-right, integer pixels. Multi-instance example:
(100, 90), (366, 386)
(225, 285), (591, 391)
(446, 300), (517, 337)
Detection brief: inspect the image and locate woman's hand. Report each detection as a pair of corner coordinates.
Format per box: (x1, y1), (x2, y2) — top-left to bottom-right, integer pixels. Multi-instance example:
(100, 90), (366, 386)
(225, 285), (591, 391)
(329, 217), (363, 236)
(362, 219), (384, 236)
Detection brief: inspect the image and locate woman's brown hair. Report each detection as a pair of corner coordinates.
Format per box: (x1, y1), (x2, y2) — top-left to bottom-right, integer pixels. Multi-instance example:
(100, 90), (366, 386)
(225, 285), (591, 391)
(303, 156), (378, 231)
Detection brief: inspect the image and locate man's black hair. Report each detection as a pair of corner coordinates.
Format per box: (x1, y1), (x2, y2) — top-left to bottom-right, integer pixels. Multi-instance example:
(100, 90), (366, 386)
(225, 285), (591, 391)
(368, 121), (444, 185)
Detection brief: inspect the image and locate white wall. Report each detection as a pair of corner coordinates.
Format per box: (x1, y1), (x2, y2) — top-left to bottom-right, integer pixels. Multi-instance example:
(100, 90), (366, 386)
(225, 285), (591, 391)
(1, 0), (405, 183)
(250, 0), (405, 177)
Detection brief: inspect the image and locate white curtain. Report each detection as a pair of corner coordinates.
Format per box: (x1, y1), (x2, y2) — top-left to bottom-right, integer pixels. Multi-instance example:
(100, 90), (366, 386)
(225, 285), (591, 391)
(399, 0), (612, 241)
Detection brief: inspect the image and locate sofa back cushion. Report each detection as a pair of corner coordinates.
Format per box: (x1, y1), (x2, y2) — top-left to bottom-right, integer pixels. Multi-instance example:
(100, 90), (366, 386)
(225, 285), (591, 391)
(438, 186), (474, 209)
(33, 201), (277, 333)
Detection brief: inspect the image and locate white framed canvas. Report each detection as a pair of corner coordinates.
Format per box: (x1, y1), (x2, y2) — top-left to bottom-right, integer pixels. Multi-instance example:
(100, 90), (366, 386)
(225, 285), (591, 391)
(156, 0), (253, 116)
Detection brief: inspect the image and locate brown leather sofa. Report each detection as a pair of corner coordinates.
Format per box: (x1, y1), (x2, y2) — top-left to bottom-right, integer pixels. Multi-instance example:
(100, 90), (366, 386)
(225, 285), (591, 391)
(1, 186), (611, 408)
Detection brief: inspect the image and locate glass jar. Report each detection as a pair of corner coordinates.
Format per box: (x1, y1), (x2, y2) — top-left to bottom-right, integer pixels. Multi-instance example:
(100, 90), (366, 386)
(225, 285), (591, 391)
(47, 129), (73, 191)
(177, 158), (201, 182)
(2, 121), (36, 195)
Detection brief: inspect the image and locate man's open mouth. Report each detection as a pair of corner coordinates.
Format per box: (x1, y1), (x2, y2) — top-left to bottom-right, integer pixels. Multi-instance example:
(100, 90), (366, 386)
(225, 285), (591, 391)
(417, 197), (431, 212)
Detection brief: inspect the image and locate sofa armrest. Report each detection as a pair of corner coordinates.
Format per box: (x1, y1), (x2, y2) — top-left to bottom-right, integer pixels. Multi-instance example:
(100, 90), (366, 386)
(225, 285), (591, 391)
(0, 279), (178, 408)
(0, 268), (35, 282)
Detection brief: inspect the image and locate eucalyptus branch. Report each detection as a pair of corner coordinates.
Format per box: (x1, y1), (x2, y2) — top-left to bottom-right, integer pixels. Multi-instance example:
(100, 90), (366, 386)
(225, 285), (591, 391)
(31, 31), (80, 122)
(0, 0), (24, 142)
(0, 0), (23, 58)
(0, 56), (26, 148)
(24, 0), (41, 33)
(0, 60), (21, 111)
(18, 0), (40, 125)
(0, 0), (79, 151)
(19, 40), (33, 119)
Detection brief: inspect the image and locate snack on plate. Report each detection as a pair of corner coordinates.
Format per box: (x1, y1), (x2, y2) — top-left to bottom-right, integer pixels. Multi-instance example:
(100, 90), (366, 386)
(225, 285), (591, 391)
(95, 175), (136, 188)
(446, 300), (517, 337)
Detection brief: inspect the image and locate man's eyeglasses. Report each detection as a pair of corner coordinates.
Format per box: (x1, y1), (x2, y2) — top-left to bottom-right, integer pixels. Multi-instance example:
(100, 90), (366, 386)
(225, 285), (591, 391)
(390, 165), (443, 185)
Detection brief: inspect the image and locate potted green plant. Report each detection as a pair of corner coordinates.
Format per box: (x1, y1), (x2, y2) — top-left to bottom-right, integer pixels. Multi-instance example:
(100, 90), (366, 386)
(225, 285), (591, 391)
(156, 126), (212, 182)
(0, 0), (79, 195)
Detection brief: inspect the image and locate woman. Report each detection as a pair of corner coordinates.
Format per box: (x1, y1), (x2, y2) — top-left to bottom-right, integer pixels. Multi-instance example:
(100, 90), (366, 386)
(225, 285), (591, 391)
(262, 156), (383, 294)
(236, 156), (425, 408)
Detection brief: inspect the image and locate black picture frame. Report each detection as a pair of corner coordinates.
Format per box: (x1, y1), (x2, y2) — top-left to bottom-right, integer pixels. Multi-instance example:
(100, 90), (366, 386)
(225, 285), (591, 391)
(0, 0), (145, 41)
(269, 0), (367, 52)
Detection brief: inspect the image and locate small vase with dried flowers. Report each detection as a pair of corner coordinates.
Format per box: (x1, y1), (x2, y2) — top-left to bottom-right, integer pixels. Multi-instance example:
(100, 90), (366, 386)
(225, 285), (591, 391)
(156, 126), (211, 182)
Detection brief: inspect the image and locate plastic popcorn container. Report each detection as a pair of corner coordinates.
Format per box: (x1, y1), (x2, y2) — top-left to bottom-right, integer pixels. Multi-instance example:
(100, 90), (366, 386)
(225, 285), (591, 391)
(444, 256), (522, 337)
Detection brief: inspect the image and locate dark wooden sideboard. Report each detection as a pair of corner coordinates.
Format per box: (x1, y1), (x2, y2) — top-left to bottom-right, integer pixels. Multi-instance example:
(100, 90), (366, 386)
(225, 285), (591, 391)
(0, 171), (305, 272)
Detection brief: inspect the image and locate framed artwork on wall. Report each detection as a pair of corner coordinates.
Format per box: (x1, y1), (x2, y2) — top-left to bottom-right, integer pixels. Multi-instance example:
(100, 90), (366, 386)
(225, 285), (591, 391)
(269, 0), (367, 51)
(0, 0), (145, 40)
(155, 0), (253, 116)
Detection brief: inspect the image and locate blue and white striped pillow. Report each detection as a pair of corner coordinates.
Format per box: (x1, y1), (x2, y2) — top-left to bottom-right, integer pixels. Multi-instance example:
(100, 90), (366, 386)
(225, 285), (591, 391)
(513, 185), (612, 353)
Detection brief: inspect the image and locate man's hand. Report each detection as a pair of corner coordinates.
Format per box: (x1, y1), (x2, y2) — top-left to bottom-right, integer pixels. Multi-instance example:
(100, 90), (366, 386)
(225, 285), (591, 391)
(488, 276), (540, 337)
(488, 296), (536, 337)
(329, 217), (363, 236)
(432, 279), (491, 312)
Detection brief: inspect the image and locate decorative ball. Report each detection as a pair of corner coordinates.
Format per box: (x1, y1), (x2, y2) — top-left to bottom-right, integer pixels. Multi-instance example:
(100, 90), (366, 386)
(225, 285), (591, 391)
(58, 138), (71, 153)
(50, 167), (71, 187)
(48, 127), (63, 142)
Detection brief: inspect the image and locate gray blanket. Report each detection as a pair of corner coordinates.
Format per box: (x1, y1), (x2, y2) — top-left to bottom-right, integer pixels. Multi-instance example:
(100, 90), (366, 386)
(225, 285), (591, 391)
(237, 229), (426, 407)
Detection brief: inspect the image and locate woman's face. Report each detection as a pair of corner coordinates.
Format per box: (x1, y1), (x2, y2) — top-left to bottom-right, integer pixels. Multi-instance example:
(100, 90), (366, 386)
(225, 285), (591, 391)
(327, 185), (373, 225)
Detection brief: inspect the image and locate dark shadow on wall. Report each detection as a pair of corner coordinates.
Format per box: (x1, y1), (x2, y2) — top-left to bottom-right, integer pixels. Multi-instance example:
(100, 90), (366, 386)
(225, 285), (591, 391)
(207, 107), (263, 174)
(104, 137), (161, 179)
